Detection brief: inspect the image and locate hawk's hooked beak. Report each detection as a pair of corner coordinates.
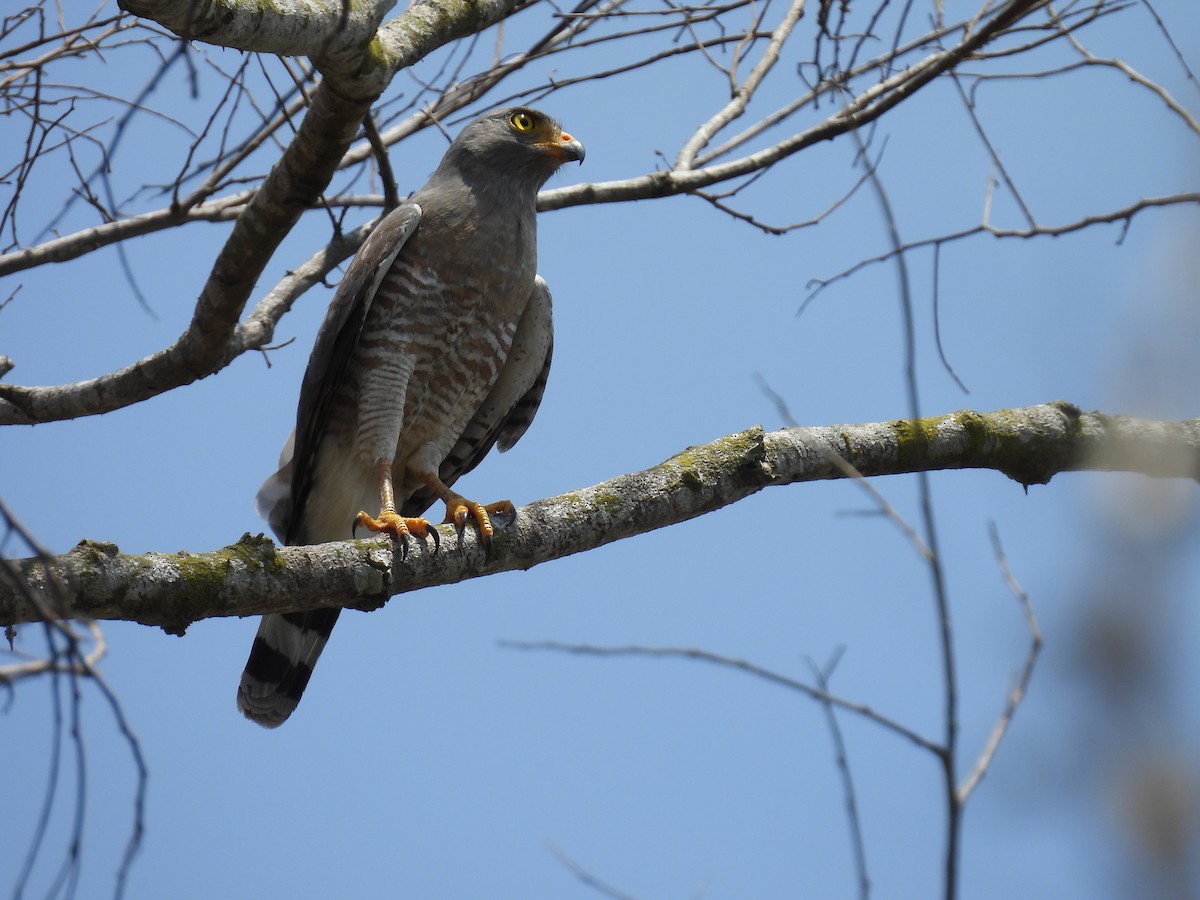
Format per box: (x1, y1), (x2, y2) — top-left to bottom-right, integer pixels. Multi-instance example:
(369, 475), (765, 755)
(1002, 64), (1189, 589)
(546, 131), (586, 165)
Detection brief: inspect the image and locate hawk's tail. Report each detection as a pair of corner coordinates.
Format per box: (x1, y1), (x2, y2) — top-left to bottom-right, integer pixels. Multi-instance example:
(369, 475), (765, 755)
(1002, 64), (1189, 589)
(237, 608), (341, 728)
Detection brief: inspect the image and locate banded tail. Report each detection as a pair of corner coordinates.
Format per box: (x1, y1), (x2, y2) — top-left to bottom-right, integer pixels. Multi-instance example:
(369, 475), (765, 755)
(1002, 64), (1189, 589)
(237, 607), (341, 728)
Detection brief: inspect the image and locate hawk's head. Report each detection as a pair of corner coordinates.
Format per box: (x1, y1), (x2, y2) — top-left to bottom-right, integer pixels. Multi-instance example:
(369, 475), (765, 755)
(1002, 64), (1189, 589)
(443, 106), (585, 189)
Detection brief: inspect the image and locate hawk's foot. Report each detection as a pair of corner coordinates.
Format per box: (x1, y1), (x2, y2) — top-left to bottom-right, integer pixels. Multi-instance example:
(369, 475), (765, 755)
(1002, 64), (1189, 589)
(441, 496), (514, 560)
(354, 510), (439, 558)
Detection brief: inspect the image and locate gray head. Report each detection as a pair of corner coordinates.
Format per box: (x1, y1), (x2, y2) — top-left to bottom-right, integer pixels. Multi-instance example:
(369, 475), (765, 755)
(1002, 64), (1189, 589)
(436, 107), (586, 191)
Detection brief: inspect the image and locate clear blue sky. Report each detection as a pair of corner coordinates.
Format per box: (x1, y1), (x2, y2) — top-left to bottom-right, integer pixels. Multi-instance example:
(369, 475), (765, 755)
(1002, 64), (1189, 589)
(4, 2), (1200, 897)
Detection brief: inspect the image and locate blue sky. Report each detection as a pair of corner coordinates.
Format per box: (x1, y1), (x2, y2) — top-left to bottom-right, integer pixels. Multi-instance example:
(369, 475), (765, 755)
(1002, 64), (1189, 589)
(4, 1), (1200, 897)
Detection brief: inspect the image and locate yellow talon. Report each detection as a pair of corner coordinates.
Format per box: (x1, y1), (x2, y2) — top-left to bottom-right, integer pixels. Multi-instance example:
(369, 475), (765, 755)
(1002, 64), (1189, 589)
(442, 497), (516, 538)
(355, 510), (432, 539)
(354, 510), (437, 557)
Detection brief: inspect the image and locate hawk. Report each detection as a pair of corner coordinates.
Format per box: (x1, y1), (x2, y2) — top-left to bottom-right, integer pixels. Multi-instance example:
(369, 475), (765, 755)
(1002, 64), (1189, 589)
(238, 107), (585, 728)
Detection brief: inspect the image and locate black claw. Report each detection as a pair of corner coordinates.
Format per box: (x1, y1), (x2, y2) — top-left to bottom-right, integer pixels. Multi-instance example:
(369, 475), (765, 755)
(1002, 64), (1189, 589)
(482, 536), (492, 564)
(428, 526), (440, 555)
(351, 517), (360, 539)
(455, 518), (467, 545)
(398, 534), (409, 561)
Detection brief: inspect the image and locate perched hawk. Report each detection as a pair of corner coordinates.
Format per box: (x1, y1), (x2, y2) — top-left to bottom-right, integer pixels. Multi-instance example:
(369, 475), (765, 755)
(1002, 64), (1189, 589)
(239, 107), (585, 728)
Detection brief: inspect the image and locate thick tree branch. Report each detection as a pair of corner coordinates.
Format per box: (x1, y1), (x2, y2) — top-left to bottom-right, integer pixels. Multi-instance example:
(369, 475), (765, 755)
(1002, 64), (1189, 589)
(3, 402), (1197, 629)
(116, 0), (396, 71)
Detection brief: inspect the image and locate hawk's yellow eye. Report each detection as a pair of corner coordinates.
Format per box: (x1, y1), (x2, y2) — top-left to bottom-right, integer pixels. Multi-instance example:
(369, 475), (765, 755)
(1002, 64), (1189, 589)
(509, 111), (536, 133)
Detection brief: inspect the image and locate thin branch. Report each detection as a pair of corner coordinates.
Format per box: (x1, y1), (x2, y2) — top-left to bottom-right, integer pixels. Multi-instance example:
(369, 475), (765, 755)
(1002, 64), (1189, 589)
(692, 150), (875, 235)
(362, 113), (400, 211)
(695, 7), (1012, 167)
(675, 0), (808, 170)
(1051, 1), (1200, 138)
(1137, 0), (1198, 99)
(546, 842), (642, 900)
(804, 193), (1200, 302)
(931, 243), (970, 394)
(807, 652), (872, 900)
(955, 523), (1042, 802)
(477, 31), (773, 115)
(949, 70), (1036, 229)
(503, 642), (942, 753)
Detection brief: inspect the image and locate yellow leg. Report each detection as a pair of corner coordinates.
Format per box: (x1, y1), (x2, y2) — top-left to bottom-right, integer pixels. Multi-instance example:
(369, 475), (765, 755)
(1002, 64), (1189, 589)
(421, 472), (513, 558)
(355, 460), (436, 556)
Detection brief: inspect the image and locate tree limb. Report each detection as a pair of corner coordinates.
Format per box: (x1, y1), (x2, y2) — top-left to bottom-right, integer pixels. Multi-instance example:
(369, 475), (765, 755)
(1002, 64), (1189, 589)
(116, 0), (396, 72)
(3, 401), (1197, 630)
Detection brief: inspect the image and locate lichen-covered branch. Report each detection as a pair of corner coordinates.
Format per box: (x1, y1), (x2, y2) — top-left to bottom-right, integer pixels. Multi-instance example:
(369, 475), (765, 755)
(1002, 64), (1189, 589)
(3, 402), (1197, 630)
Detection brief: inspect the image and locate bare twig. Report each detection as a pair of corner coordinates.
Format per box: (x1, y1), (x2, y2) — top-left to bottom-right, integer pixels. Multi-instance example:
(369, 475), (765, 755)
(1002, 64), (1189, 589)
(501, 641), (943, 754)
(1050, 1), (1200, 138)
(949, 71), (1036, 229)
(931, 243), (970, 394)
(675, 0), (807, 170)
(805, 193), (1200, 302)
(362, 113), (400, 210)
(546, 842), (642, 900)
(807, 652), (872, 900)
(956, 523), (1042, 802)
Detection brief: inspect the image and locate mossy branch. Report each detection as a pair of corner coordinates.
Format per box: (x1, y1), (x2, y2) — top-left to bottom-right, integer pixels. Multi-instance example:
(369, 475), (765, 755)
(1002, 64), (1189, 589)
(3, 401), (1197, 631)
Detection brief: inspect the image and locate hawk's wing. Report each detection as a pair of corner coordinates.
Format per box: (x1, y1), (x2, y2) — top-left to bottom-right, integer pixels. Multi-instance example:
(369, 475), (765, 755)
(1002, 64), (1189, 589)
(258, 203), (422, 545)
(402, 275), (554, 517)
(243, 204), (422, 729)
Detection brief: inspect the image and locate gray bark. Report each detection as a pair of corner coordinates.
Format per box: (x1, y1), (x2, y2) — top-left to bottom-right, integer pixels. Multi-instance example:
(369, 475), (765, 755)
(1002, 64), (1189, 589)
(4, 402), (1197, 631)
